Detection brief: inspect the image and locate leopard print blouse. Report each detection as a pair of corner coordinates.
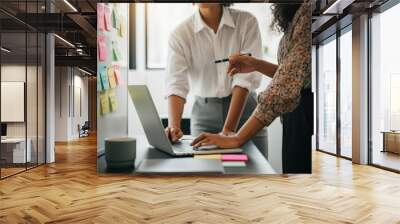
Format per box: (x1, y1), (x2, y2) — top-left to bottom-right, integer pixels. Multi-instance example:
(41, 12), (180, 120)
(253, 0), (312, 126)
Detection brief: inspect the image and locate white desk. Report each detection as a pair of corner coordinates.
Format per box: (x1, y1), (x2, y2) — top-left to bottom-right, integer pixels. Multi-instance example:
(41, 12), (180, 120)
(1, 138), (31, 163)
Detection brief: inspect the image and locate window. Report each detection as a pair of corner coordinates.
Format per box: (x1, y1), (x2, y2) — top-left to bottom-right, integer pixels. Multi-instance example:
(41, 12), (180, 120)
(370, 2), (400, 171)
(339, 28), (352, 158)
(317, 36), (337, 155)
(146, 4), (194, 69)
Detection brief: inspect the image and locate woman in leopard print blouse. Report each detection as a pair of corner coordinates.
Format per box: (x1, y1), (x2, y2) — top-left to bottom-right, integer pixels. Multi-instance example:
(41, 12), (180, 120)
(192, 0), (313, 173)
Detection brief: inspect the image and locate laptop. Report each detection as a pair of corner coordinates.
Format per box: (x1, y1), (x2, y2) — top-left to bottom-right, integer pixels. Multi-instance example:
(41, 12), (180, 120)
(128, 85), (243, 156)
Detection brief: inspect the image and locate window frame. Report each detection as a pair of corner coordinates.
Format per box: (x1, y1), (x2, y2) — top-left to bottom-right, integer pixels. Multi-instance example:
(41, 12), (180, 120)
(367, 0), (400, 173)
(315, 23), (353, 161)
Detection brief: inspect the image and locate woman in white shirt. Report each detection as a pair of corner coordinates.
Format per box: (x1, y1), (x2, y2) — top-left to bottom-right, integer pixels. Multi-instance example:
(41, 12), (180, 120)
(165, 3), (262, 141)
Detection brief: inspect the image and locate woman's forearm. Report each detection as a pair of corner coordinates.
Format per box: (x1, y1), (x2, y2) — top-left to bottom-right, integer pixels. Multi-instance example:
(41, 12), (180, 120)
(236, 115), (265, 145)
(222, 86), (249, 133)
(254, 58), (278, 79)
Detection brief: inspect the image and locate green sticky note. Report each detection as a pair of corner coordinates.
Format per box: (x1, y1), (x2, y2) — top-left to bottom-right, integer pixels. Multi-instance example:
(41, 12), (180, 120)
(112, 8), (120, 29)
(100, 91), (110, 115)
(108, 90), (118, 112)
(112, 41), (122, 61)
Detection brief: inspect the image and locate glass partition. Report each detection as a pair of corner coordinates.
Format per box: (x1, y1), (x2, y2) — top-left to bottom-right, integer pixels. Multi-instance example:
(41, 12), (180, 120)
(0, 1), (46, 179)
(339, 28), (352, 158)
(317, 36), (337, 155)
(370, 3), (400, 171)
(1, 31), (28, 177)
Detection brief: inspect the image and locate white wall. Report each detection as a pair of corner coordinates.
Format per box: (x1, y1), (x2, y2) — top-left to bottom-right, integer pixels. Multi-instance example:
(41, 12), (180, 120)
(55, 67), (89, 141)
(97, 3), (129, 153)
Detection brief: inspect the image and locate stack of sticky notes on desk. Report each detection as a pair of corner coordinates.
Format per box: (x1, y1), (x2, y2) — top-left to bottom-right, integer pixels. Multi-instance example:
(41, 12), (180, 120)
(194, 154), (248, 167)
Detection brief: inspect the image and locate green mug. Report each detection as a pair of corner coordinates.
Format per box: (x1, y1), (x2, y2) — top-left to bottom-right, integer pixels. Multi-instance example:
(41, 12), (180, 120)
(105, 137), (136, 168)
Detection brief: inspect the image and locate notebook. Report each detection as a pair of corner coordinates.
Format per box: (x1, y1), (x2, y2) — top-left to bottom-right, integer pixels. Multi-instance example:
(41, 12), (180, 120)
(136, 158), (224, 174)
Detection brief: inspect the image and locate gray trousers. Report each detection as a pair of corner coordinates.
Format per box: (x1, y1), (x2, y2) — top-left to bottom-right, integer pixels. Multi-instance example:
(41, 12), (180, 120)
(191, 92), (257, 136)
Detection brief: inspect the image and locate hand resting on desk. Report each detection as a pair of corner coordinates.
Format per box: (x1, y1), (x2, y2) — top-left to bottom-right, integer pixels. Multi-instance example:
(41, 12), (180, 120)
(191, 132), (243, 149)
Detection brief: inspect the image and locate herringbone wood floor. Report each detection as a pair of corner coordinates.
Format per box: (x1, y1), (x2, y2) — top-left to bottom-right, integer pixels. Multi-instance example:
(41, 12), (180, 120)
(1, 134), (400, 224)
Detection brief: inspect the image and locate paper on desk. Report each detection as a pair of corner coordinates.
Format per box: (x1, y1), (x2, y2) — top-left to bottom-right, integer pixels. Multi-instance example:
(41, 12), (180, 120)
(97, 4), (105, 31)
(98, 35), (107, 61)
(222, 161), (246, 167)
(108, 90), (118, 112)
(100, 92), (110, 114)
(221, 154), (248, 162)
(194, 154), (221, 160)
(104, 6), (112, 31)
(108, 66), (117, 88)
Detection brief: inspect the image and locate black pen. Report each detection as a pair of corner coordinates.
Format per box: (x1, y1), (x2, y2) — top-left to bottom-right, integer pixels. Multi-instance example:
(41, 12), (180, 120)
(214, 53), (252, 64)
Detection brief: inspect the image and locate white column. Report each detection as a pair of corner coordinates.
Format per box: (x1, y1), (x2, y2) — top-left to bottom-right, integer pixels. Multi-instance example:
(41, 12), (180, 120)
(46, 32), (55, 163)
(352, 14), (369, 164)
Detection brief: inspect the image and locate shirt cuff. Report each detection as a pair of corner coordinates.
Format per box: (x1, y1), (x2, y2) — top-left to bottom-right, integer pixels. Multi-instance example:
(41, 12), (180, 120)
(231, 75), (254, 92)
(164, 88), (188, 101)
(253, 104), (276, 127)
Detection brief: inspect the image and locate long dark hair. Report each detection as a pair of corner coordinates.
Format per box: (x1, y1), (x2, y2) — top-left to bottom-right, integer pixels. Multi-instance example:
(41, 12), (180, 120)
(271, 4), (301, 33)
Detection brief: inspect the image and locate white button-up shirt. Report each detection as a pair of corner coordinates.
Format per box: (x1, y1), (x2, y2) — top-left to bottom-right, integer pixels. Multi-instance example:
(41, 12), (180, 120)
(165, 7), (262, 99)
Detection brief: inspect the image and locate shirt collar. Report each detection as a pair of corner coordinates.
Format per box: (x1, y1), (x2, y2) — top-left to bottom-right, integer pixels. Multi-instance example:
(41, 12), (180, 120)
(194, 7), (235, 33)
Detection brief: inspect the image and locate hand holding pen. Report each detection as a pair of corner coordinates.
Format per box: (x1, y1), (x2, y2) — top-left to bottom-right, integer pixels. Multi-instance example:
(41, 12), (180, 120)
(224, 53), (258, 76)
(214, 53), (252, 64)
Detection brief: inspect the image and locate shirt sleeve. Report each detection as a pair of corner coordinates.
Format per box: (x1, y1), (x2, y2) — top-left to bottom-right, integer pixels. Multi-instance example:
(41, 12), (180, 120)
(253, 1), (311, 126)
(231, 15), (262, 91)
(165, 31), (190, 100)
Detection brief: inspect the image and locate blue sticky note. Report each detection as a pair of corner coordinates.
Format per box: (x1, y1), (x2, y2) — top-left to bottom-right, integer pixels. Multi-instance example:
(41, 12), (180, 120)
(100, 66), (109, 90)
(97, 74), (103, 91)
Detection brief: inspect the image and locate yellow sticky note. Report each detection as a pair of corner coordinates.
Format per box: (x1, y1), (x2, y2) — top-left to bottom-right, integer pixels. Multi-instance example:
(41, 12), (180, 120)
(108, 66), (116, 88)
(108, 90), (118, 112)
(100, 92), (110, 114)
(194, 154), (221, 160)
(119, 16), (125, 37)
(119, 15), (125, 37)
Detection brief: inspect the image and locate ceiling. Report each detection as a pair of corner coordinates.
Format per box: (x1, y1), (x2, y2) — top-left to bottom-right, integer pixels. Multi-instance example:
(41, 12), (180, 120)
(0, 0), (97, 74)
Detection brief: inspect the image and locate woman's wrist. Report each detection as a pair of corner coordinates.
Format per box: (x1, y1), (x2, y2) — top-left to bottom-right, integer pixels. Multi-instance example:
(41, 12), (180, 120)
(252, 58), (263, 73)
(234, 133), (246, 146)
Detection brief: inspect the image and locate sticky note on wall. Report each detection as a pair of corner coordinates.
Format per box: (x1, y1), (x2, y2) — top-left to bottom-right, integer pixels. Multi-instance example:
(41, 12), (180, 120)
(112, 8), (120, 29)
(112, 41), (122, 61)
(100, 91), (110, 114)
(104, 6), (112, 31)
(118, 15), (125, 37)
(97, 75), (102, 91)
(97, 4), (105, 31)
(99, 66), (109, 90)
(108, 90), (118, 112)
(108, 66), (117, 88)
(113, 65), (123, 85)
(98, 35), (107, 61)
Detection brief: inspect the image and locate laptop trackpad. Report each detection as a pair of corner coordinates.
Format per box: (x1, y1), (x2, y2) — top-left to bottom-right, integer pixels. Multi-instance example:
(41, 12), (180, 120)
(136, 158), (224, 174)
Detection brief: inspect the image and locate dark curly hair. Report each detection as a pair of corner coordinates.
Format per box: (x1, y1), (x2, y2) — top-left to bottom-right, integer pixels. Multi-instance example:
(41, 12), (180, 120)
(271, 4), (301, 33)
(221, 3), (233, 7)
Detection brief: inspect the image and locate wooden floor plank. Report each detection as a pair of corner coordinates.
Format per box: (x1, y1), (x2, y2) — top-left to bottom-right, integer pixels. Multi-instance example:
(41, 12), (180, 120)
(0, 134), (399, 223)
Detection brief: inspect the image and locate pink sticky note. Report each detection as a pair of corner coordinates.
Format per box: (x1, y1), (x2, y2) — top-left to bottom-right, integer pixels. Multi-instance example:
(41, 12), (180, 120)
(98, 35), (107, 61)
(221, 154), (248, 162)
(113, 65), (123, 85)
(104, 6), (111, 31)
(97, 4), (105, 31)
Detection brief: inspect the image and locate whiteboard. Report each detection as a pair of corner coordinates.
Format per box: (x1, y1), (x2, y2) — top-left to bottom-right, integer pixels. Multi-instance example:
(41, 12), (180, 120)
(1, 82), (25, 122)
